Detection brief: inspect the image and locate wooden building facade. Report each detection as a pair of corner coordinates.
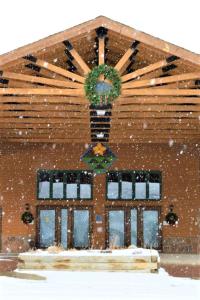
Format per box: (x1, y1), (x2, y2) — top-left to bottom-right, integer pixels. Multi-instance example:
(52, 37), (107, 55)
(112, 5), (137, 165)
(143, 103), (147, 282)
(0, 16), (199, 253)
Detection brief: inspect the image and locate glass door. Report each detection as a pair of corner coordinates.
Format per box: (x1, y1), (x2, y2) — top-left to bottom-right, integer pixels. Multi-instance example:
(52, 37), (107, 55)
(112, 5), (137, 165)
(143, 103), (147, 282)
(107, 207), (161, 250)
(38, 207), (91, 249)
(130, 209), (138, 246)
(108, 210), (125, 248)
(142, 209), (160, 249)
(73, 210), (90, 249)
(39, 209), (55, 247)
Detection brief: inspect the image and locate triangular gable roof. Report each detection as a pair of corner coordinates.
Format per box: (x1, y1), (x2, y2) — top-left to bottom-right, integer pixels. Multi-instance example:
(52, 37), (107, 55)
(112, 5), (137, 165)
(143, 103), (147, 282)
(0, 16), (199, 68)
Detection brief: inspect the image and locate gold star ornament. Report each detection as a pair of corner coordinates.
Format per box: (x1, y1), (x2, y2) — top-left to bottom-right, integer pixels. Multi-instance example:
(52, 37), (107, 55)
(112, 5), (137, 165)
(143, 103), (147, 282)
(93, 143), (106, 156)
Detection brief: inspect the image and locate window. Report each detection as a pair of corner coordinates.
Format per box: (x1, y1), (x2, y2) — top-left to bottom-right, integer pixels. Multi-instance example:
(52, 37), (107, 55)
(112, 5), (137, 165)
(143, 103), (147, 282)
(37, 170), (93, 200)
(106, 171), (161, 200)
(107, 172), (119, 199)
(38, 171), (50, 199)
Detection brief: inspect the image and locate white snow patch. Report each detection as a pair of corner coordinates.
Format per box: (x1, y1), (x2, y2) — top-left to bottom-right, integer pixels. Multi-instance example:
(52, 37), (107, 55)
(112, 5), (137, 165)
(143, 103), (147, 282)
(0, 269), (199, 300)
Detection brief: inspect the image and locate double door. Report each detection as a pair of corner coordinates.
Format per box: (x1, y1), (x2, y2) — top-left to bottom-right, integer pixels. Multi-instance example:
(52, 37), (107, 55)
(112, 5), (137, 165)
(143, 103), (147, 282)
(37, 207), (91, 249)
(107, 207), (161, 249)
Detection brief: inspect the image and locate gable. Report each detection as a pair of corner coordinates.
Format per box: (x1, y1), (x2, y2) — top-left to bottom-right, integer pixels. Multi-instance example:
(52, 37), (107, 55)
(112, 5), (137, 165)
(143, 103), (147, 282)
(0, 16), (199, 144)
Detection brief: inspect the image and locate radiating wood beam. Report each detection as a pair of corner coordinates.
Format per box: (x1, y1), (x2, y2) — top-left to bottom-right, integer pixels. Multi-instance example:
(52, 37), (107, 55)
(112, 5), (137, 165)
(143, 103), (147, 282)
(115, 41), (139, 74)
(112, 104), (200, 112)
(98, 37), (105, 65)
(121, 55), (179, 82)
(0, 96), (88, 105)
(123, 72), (200, 89)
(110, 119), (200, 124)
(108, 138), (199, 144)
(0, 118), (90, 124)
(23, 55), (85, 83)
(111, 111), (200, 118)
(0, 71), (83, 89)
(0, 111), (89, 118)
(0, 88), (84, 96)
(0, 104), (87, 112)
(63, 40), (91, 75)
(114, 96), (200, 105)
(121, 88), (200, 97)
(1, 138), (90, 143)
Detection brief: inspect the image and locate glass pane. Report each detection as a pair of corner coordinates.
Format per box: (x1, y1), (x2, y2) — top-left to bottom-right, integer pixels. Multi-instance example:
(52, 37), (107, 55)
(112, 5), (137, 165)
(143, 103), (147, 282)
(61, 209), (68, 249)
(73, 210), (89, 248)
(66, 173), (78, 198)
(131, 209), (137, 246)
(121, 173), (132, 199)
(149, 183), (160, 199)
(143, 210), (159, 249)
(107, 172), (119, 199)
(149, 173), (160, 199)
(109, 210), (124, 247)
(80, 172), (92, 199)
(135, 173), (147, 199)
(40, 210), (55, 247)
(38, 171), (50, 198)
(135, 183), (146, 199)
(52, 172), (64, 199)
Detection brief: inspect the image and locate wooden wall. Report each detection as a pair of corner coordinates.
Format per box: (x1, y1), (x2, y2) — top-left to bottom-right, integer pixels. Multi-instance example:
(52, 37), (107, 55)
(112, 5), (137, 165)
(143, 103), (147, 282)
(0, 142), (199, 253)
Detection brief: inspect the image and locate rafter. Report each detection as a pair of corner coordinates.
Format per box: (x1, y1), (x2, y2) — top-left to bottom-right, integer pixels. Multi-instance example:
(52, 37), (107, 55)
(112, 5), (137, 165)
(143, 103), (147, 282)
(0, 96), (88, 105)
(96, 27), (108, 65)
(63, 40), (91, 75)
(0, 138), (90, 143)
(0, 88), (84, 96)
(121, 88), (200, 97)
(112, 104), (200, 112)
(0, 111), (89, 118)
(0, 71), (83, 89)
(111, 111), (200, 118)
(114, 96), (200, 105)
(115, 41), (139, 74)
(0, 104), (87, 112)
(121, 55), (179, 82)
(0, 118), (90, 124)
(123, 72), (200, 89)
(23, 55), (85, 83)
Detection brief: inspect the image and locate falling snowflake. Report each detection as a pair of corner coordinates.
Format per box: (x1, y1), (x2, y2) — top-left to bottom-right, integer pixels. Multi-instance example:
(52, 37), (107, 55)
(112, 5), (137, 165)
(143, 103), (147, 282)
(168, 139), (174, 147)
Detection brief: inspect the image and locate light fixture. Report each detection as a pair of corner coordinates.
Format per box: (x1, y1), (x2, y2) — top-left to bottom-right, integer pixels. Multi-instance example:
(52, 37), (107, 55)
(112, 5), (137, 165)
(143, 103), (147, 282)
(96, 133), (104, 138)
(96, 110), (106, 116)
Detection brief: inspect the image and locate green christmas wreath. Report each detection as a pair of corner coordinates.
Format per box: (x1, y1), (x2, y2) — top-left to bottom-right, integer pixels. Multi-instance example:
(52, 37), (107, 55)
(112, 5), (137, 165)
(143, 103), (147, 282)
(165, 212), (179, 225)
(84, 64), (121, 105)
(21, 211), (34, 224)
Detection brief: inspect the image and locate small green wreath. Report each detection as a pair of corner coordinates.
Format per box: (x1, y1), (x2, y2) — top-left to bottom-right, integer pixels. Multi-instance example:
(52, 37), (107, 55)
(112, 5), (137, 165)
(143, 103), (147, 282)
(84, 64), (121, 105)
(165, 212), (179, 225)
(21, 211), (34, 224)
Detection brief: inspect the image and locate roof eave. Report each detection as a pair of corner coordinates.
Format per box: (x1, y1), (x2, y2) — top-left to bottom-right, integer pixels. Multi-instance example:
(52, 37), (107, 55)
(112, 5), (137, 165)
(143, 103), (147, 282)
(0, 16), (199, 68)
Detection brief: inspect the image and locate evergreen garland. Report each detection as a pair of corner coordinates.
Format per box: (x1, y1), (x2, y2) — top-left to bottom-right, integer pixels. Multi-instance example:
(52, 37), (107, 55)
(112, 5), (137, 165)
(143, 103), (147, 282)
(84, 64), (121, 105)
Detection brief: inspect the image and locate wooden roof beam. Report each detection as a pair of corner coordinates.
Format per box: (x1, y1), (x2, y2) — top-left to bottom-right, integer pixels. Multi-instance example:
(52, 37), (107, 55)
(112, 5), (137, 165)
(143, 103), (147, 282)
(121, 55), (179, 82)
(0, 88), (84, 96)
(96, 27), (108, 65)
(115, 41), (140, 74)
(23, 55), (85, 83)
(0, 71), (83, 89)
(63, 40), (91, 75)
(121, 88), (200, 97)
(123, 72), (200, 89)
(115, 96), (200, 105)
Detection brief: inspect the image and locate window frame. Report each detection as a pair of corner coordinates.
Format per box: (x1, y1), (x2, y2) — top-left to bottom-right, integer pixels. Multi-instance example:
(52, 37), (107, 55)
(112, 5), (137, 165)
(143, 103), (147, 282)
(37, 170), (93, 200)
(106, 170), (162, 201)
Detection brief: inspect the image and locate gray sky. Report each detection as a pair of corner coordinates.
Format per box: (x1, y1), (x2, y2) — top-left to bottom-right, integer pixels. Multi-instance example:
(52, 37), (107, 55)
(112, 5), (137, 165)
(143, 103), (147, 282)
(0, 0), (199, 55)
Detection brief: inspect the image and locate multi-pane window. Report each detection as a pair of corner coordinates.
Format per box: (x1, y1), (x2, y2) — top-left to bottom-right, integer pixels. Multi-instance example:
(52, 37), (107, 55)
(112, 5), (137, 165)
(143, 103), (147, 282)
(107, 171), (161, 200)
(38, 170), (93, 200)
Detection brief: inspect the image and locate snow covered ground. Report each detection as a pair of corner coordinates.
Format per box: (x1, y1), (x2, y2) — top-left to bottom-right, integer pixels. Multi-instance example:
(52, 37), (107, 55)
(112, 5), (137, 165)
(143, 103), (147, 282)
(0, 269), (199, 300)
